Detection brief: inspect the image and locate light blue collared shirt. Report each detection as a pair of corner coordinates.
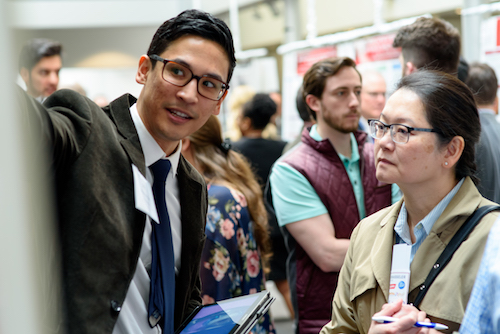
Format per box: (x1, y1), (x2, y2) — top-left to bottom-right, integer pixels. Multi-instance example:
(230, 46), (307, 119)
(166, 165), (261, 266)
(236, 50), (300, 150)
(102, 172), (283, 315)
(460, 216), (500, 334)
(395, 178), (465, 263)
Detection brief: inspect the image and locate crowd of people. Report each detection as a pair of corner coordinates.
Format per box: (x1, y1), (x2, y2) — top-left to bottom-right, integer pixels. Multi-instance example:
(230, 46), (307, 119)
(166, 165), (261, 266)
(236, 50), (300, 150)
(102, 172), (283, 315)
(15, 8), (500, 334)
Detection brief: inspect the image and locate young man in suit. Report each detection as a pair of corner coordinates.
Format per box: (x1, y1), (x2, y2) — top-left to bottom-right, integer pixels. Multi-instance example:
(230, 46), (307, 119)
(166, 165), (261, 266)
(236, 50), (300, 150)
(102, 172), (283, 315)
(17, 9), (236, 334)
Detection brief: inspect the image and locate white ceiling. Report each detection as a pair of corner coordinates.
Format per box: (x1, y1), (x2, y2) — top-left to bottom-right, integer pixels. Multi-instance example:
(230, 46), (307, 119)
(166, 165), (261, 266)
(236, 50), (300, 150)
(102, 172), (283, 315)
(6, 0), (262, 29)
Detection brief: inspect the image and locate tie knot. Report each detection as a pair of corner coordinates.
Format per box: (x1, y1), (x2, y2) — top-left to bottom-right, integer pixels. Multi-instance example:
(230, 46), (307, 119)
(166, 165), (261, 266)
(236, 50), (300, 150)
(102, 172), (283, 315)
(150, 159), (172, 185)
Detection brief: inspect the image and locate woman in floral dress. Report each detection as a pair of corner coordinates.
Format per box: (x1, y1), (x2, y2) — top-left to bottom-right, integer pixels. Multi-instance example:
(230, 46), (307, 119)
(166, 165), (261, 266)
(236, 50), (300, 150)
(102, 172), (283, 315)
(182, 115), (275, 334)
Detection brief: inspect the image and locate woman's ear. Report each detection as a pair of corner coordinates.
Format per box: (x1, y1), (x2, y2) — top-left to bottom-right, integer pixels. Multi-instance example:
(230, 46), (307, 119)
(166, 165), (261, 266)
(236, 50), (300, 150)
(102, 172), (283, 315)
(443, 136), (465, 168)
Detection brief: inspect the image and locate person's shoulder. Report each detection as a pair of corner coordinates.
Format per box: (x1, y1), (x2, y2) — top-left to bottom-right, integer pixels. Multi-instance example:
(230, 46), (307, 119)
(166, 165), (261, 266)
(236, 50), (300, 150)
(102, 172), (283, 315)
(358, 204), (398, 234)
(279, 140), (305, 160)
(179, 155), (206, 186)
(43, 89), (102, 119)
(267, 138), (287, 149)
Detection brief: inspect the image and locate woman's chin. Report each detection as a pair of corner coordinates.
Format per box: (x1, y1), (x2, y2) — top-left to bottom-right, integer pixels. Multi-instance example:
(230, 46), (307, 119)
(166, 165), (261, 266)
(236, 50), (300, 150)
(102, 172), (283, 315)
(376, 171), (395, 185)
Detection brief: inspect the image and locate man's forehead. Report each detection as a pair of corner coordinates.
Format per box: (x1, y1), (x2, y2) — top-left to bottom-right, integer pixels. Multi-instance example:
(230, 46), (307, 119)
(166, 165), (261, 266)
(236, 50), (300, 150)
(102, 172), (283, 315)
(160, 35), (229, 81)
(34, 55), (62, 68)
(326, 71), (361, 88)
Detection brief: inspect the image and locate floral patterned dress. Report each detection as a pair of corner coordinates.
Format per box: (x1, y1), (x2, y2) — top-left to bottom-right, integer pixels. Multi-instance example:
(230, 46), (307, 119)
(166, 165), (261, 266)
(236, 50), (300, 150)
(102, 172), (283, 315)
(200, 184), (275, 334)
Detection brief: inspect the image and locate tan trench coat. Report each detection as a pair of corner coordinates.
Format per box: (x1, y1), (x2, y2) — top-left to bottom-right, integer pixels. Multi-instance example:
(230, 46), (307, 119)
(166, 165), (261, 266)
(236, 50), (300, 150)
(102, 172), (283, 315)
(320, 177), (499, 334)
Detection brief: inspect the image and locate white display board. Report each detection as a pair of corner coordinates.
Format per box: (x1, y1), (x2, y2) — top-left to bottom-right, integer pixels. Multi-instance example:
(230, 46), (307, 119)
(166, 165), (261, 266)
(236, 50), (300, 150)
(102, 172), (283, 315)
(481, 15), (500, 98)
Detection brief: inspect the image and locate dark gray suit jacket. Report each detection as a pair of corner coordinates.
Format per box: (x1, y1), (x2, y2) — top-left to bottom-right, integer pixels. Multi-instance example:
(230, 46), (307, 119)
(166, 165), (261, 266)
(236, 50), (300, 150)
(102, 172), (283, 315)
(476, 110), (500, 203)
(20, 89), (207, 334)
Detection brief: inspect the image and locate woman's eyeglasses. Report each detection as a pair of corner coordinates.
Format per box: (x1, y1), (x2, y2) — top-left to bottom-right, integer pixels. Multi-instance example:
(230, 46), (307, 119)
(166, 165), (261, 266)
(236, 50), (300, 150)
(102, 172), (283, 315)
(368, 119), (441, 144)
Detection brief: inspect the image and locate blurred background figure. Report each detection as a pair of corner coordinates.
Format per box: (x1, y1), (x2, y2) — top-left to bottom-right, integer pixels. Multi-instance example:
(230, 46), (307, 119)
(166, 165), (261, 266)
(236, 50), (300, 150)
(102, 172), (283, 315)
(182, 115), (275, 334)
(393, 17), (461, 76)
(465, 62), (500, 203)
(460, 216), (500, 334)
(282, 86), (316, 153)
(93, 94), (110, 108)
(262, 91), (282, 140)
(232, 93), (293, 319)
(58, 82), (87, 97)
(225, 85), (256, 141)
(359, 69), (386, 138)
(458, 56), (470, 83)
(18, 38), (62, 102)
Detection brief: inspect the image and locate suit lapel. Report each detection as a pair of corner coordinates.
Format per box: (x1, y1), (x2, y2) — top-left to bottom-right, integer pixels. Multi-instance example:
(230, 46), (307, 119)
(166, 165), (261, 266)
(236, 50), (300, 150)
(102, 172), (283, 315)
(177, 157), (206, 262)
(104, 94), (146, 175)
(174, 156), (206, 326)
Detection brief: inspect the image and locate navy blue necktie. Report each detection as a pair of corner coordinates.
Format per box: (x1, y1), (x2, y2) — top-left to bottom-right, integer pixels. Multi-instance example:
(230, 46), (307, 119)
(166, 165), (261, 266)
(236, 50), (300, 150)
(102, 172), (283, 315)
(148, 159), (175, 333)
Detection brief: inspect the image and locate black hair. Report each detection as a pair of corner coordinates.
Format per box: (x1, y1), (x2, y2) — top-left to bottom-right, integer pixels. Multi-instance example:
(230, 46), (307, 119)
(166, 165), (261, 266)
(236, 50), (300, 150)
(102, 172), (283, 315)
(295, 86), (311, 123)
(242, 93), (277, 130)
(147, 9), (236, 84)
(19, 38), (62, 71)
(457, 56), (469, 83)
(466, 62), (498, 106)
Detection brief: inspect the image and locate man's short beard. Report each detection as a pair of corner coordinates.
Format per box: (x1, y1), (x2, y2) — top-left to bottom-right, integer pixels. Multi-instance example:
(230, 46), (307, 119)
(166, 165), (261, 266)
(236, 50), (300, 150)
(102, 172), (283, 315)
(324, 116), (359, 134)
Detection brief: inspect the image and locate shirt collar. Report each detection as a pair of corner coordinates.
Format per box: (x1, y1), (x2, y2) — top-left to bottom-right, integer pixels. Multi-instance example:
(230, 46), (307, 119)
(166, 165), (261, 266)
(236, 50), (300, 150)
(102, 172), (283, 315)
(310, 124), (359, 162)
(395, 178), (465, 243)
(130, 103), (181, 176)
(478, 108), (495, 115)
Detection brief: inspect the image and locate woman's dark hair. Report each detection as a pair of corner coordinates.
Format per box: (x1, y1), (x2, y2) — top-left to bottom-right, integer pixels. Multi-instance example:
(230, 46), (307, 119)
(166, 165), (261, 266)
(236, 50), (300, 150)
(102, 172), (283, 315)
(397, 70), (480, 183)
(147, 9), (236, 84)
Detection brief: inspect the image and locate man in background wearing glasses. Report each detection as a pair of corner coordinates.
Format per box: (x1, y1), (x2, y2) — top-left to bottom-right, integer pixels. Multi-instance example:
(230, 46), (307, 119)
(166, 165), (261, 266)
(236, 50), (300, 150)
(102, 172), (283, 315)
(269, 57), (399, 334)
(17, 10), (235, 334)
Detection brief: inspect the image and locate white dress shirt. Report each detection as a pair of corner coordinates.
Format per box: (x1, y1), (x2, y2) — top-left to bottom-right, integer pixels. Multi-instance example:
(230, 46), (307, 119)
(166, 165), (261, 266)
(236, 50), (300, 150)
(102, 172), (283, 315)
(112, 103), (182, 334)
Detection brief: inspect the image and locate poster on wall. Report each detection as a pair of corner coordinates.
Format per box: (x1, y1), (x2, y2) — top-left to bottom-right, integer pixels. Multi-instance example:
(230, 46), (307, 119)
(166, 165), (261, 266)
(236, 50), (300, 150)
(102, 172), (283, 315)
(355, 33), (401, 94)
(296, 46), (337, 75)
(481, 15), (500, 93)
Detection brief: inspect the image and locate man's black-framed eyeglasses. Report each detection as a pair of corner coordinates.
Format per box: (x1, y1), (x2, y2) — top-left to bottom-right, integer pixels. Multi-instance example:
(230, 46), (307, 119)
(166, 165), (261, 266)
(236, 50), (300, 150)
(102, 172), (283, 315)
(150, 54), (229, 101)
(368, 119), (441, 144)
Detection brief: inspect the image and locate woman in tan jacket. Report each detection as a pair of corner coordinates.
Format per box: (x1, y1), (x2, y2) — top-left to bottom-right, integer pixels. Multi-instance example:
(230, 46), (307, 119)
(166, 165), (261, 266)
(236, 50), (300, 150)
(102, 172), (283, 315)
(320, 70), (499, 334)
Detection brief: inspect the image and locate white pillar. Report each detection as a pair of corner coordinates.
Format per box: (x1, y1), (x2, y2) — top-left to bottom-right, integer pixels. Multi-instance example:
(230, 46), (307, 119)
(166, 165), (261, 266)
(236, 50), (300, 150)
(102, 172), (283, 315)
(0, 1), (62, 333)
(229, 0), (242, 53)
(284, 0), (301, 43)
(462, 0), (485, 62)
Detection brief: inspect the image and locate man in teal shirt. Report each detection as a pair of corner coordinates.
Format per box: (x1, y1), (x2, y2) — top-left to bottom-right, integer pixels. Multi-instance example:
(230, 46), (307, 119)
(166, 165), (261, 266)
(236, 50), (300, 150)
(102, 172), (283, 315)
(270, 57), (398, 334)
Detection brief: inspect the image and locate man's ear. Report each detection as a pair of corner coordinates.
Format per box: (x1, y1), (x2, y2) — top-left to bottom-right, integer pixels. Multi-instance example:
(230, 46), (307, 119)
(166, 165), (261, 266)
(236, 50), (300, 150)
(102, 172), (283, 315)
(136, 55), (151, 85)
(239, 117), (252, 133)
(494, 96), (498, 115)
(305, 94), (321, 115)
(405, 61), (416, 76)
(213, 90), (229, 116)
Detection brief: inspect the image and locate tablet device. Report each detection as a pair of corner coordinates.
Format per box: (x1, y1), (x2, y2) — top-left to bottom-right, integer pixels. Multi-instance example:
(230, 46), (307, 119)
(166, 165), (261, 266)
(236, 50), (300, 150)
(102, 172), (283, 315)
(175, 291), (275, 334)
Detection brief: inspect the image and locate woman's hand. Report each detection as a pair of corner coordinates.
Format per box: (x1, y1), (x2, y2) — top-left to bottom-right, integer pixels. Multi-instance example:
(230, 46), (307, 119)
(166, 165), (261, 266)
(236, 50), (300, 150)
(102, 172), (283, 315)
(368, 299), (430, 334)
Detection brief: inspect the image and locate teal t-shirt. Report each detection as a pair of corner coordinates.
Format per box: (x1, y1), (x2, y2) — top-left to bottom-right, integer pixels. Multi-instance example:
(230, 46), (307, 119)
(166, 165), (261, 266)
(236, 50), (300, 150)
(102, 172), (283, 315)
(270, 125), (400, 226)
